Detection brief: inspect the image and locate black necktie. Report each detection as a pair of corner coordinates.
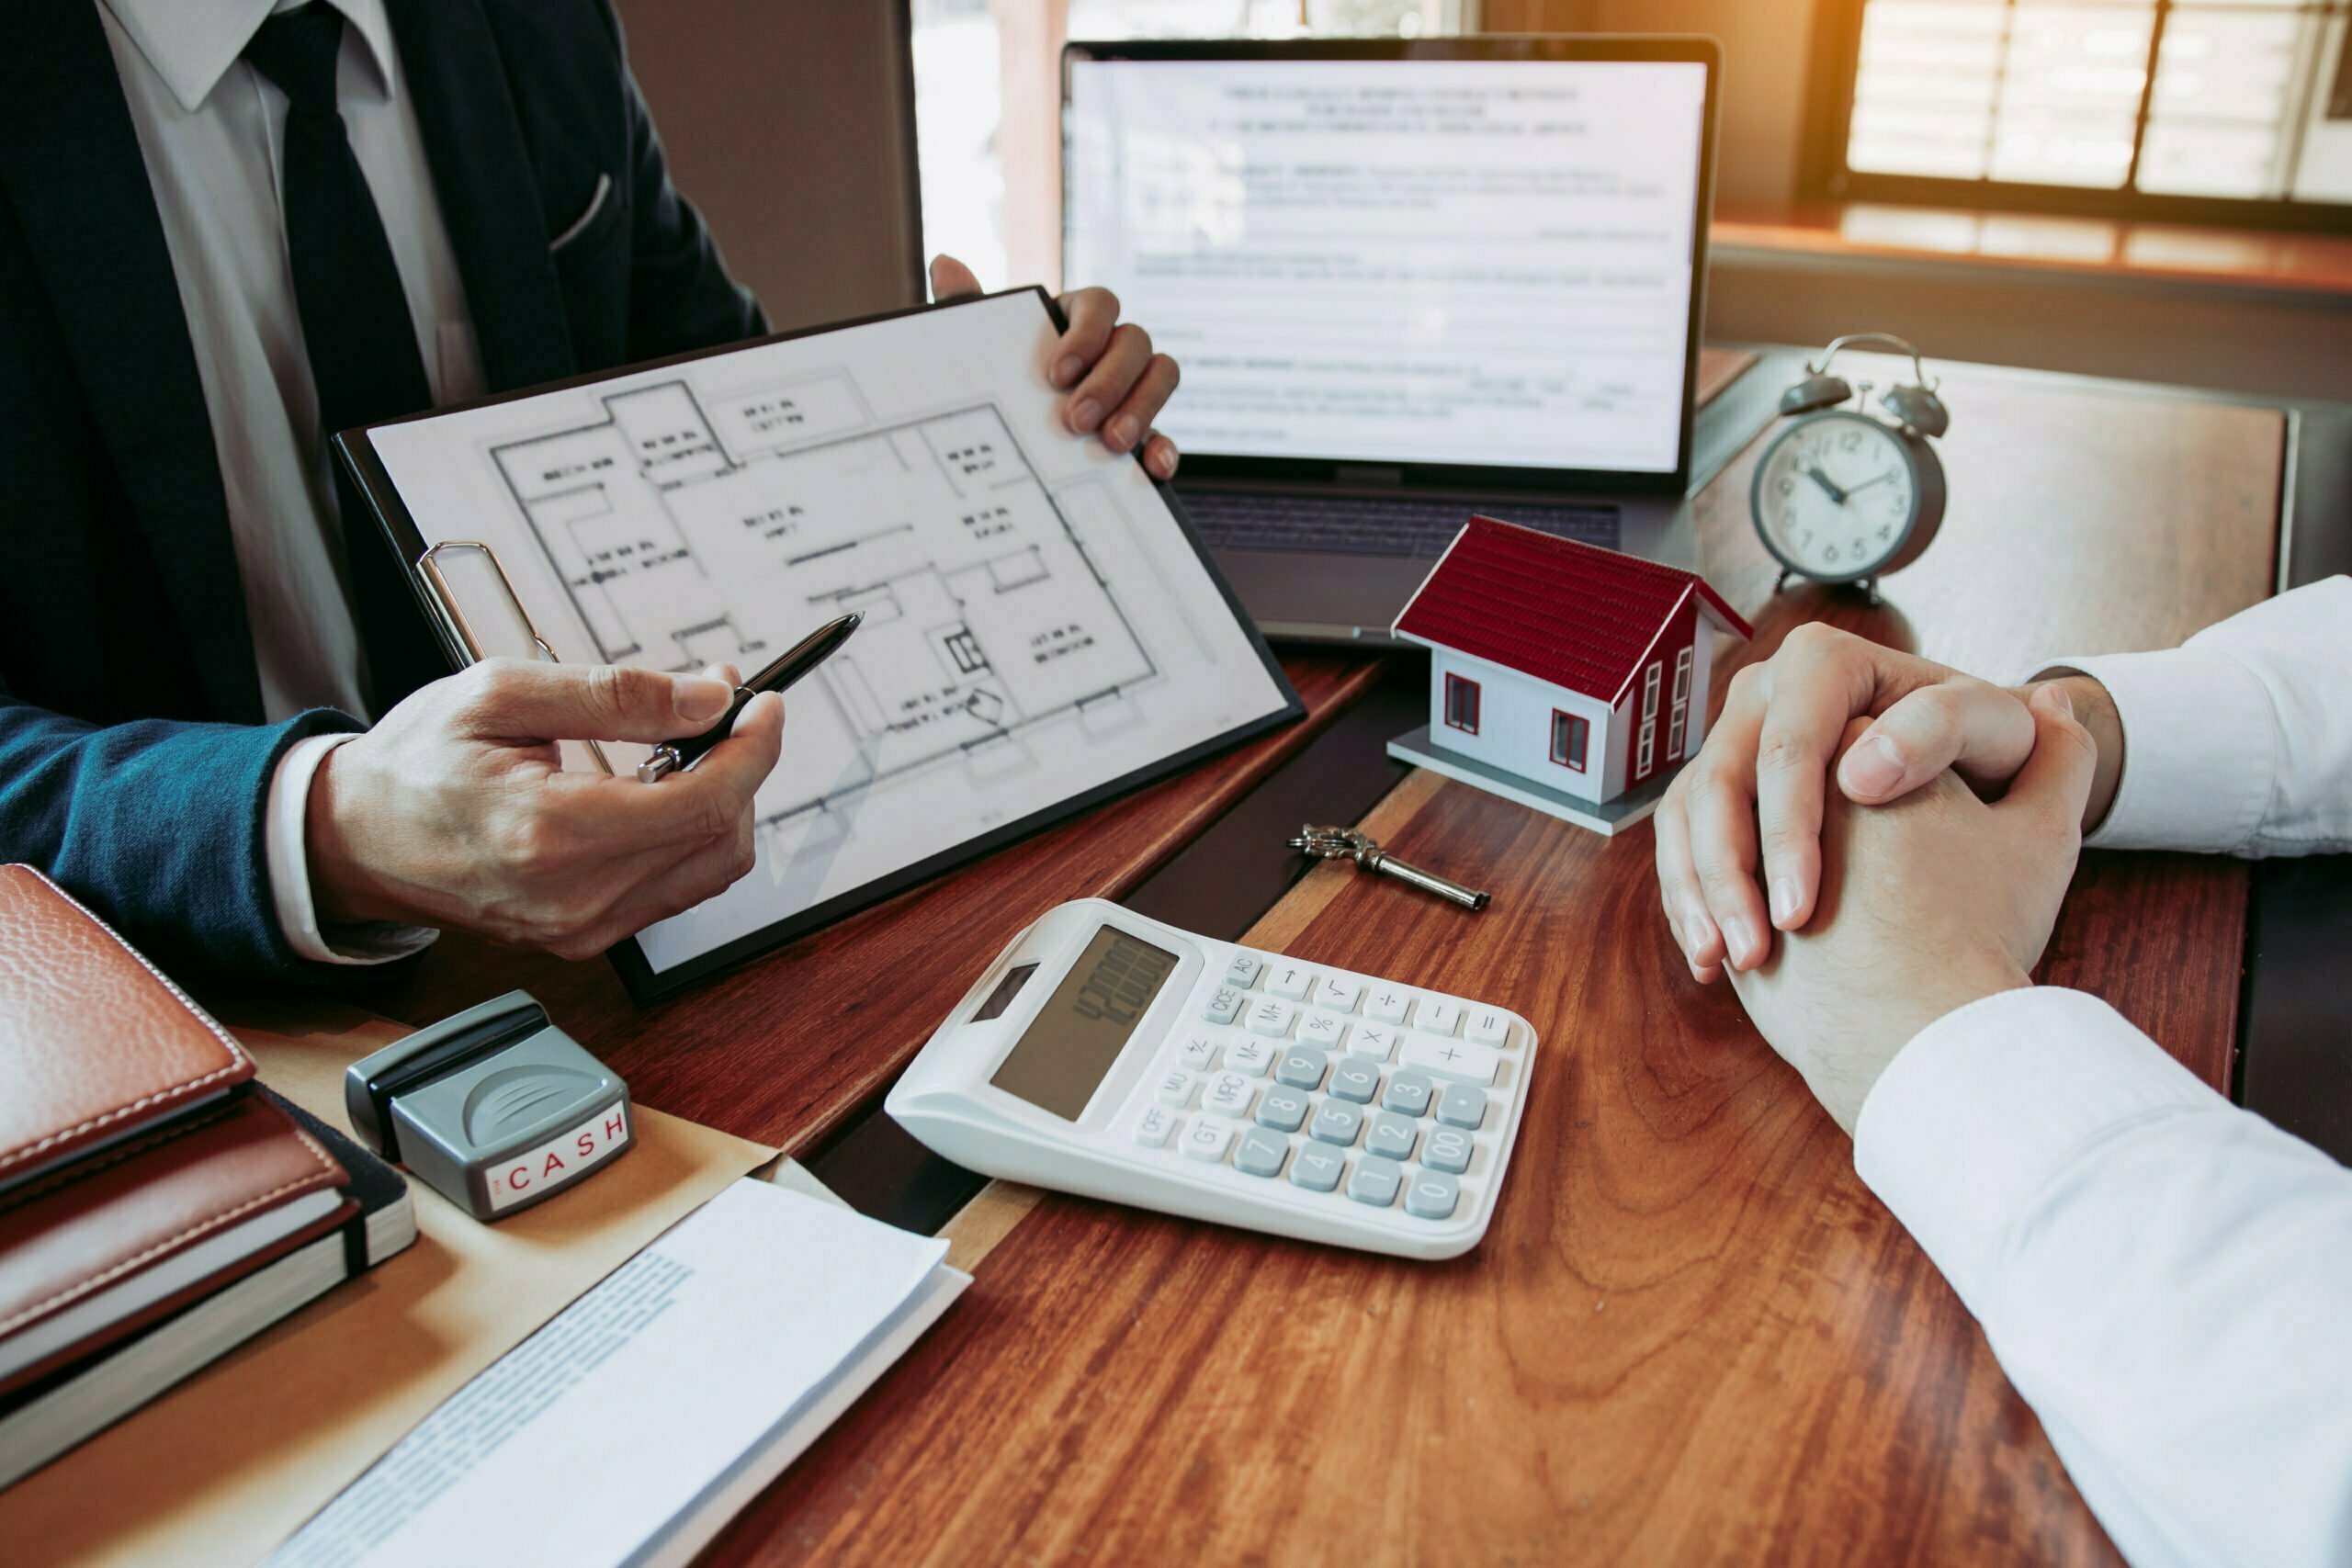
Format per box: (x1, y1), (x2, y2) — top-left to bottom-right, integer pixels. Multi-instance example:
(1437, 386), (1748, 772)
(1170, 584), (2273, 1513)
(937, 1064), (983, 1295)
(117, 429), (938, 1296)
(243, 5), (446, 710)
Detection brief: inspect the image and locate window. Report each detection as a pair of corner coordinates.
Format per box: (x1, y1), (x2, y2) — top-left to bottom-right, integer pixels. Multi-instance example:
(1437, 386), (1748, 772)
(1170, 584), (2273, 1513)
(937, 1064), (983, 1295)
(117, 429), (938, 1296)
(1638, 717), (1657, 776)
(1809, 0), (2352, 225)
(1667, 647), (1693, 761)
(1443, 671), (1481, 734)
(1549, 709), (1589, 772)
(1642, 661), (1662, 720)
(910, 0), (1466, 292)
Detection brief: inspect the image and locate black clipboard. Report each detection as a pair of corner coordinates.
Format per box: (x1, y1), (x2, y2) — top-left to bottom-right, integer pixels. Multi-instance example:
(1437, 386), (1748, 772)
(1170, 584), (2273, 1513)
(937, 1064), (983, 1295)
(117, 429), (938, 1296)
(334, 287), (1304, 1005)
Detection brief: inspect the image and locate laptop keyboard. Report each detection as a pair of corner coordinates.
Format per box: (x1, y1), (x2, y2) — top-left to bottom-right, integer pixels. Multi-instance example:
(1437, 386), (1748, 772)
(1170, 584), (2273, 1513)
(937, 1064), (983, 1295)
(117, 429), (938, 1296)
(1179, 490), (1619, 558)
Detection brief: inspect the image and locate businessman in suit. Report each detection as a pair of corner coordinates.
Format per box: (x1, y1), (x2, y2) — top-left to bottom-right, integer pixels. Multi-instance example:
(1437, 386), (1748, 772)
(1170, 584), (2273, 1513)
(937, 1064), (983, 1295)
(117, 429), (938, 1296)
(0, 0), (1182, 978)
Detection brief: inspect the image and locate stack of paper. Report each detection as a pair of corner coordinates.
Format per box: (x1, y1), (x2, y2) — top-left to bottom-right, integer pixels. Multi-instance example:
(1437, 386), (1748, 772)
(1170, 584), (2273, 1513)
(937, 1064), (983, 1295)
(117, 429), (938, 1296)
(267, 1179), (967, 1568)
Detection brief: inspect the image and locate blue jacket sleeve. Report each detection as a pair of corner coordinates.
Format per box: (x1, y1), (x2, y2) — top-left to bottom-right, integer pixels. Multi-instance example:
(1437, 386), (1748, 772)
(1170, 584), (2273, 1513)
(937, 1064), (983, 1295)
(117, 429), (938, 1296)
(0, 696), (363, 980)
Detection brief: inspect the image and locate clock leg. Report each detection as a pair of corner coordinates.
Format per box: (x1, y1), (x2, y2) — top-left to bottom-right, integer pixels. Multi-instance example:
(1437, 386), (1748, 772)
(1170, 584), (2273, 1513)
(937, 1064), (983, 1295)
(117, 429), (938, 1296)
(1860, 576), (1882, 607)
(1774, 569), (1792, 594)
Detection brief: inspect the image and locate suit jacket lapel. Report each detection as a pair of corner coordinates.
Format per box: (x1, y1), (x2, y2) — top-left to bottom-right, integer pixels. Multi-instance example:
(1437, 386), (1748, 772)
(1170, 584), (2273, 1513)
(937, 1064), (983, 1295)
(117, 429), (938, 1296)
(0, 0), (265, 723)
(385, 0), (576, 393)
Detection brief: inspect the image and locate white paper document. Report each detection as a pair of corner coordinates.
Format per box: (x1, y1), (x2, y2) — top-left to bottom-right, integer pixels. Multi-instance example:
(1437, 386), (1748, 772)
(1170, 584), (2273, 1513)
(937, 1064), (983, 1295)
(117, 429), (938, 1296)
(365, 290), (1293, 976)
(268, 1179), (967, 1568)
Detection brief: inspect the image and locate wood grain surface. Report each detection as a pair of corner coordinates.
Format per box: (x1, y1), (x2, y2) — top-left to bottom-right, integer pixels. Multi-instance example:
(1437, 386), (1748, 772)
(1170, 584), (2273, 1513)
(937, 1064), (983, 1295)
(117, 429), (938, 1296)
(362, 654), (1384, 1156)
(699, 361), (2283, 1565)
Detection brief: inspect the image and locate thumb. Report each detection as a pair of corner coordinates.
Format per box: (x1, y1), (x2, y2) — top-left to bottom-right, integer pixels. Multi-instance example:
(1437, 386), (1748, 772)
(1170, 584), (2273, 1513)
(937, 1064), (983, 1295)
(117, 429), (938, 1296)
(458, 660), (735, 744)
(1995, 682), (2098, 837)
(930, 254), (984, 301)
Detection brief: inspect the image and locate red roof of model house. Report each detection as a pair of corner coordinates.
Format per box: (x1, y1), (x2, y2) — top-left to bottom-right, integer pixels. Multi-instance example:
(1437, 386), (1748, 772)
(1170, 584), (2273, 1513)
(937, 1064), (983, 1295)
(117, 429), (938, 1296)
(1393, 516), (1753, 706)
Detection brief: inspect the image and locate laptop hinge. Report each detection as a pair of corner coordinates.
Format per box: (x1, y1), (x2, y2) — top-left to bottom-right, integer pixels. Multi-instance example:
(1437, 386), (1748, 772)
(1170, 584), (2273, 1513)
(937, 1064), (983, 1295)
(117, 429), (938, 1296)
(1332, 464), (1406, 490)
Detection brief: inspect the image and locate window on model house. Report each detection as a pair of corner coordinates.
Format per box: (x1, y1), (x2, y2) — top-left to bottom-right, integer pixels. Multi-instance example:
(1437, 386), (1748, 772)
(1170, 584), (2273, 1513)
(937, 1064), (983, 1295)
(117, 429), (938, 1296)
(1443, 672), (1480, 734)
(1549, 710), (1589, 772)
(1636, 660), (1661, 773)
(1667, 646), (1693, 761)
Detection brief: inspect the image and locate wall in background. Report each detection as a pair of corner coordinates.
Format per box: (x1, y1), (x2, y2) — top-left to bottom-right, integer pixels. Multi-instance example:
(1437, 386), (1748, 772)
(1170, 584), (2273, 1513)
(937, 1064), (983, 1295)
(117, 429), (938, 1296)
(612, 0), (924, 330)
(1482, 0), (1817, 209)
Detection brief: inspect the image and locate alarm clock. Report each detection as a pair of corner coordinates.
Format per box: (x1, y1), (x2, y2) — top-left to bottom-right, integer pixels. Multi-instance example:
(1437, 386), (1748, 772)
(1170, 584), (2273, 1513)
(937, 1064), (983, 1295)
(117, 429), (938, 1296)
(1749, 333), (1950, 605)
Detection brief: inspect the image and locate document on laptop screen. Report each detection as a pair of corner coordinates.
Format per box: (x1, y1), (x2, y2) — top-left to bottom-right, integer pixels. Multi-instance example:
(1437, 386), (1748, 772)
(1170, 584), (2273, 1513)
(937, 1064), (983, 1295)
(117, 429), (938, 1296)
(1065, 58), (1709, 473)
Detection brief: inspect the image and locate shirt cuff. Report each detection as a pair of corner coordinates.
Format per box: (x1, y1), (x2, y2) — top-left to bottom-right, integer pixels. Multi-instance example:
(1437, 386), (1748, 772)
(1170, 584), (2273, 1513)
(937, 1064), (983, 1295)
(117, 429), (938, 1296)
(265, 734), (438, 966)
(1852, 987), (2220, 1320)
(2032, 646), (2275, 854)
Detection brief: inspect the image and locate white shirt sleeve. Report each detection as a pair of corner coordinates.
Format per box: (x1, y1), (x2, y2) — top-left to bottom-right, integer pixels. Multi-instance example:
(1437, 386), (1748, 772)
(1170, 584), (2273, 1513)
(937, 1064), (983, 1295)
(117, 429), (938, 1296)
(2038, 575), (2352, 857)
(265, 733), (438, 966)
(1856, 987), (2352, 1568)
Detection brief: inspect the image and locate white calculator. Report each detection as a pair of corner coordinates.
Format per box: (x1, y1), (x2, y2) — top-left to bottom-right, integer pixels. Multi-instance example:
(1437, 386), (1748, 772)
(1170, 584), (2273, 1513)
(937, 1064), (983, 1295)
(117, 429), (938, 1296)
(888, 899), (1536, 1260)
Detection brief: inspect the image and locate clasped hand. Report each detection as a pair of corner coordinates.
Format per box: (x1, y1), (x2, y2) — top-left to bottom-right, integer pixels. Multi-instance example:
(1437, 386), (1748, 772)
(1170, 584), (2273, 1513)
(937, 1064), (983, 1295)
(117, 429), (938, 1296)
(1655, 626), (2118, 1131)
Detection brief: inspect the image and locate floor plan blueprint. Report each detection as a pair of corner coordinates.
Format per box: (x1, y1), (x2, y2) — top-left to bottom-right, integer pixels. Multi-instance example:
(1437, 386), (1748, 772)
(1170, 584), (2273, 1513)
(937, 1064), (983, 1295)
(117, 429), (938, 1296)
(363, 291), (1294, 985)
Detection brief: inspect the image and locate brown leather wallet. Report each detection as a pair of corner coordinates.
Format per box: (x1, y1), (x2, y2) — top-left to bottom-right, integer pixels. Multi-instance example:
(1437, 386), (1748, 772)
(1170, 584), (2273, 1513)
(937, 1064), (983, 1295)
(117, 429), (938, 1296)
(0, 864), (256, 1189)
(0, 1089), (350, 1395)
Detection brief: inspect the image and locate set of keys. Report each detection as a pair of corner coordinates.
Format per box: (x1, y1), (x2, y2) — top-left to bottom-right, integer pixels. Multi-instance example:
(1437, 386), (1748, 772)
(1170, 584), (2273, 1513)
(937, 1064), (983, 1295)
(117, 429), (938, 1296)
(1287, 825), (1490, 912)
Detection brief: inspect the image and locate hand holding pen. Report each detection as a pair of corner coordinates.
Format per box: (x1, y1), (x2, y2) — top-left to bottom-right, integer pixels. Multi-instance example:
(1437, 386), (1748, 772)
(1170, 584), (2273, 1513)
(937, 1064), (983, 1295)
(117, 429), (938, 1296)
(638, 613), (863, 783)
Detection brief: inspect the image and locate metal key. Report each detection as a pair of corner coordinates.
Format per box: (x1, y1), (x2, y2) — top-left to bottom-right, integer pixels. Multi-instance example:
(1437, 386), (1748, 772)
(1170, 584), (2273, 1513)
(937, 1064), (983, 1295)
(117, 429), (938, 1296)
(1288, 825), (1490, 911)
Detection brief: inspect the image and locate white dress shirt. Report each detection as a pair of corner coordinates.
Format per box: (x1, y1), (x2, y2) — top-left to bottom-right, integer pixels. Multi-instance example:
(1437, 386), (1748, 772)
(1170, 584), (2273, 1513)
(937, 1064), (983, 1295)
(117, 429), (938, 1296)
(100, 0), (479, 962)
(1855, 576), (2352, 1568)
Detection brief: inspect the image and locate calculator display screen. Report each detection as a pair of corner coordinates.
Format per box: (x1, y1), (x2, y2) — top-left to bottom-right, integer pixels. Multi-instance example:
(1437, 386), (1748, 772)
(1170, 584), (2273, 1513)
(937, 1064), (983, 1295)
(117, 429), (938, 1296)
(991, 925), (1179, 1120)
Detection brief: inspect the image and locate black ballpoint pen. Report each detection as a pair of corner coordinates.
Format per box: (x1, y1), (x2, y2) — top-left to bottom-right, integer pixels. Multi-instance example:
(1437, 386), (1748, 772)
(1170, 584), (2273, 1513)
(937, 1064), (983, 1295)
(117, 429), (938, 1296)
(636, 612), (862, 783)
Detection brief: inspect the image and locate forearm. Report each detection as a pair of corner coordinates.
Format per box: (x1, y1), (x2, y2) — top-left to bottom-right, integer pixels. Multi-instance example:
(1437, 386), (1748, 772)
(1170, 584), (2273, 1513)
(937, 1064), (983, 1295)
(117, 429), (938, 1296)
(2032, 575), (2352, 857)
(0, 699), (361, 979)
(1858, 989), (2352, 1567)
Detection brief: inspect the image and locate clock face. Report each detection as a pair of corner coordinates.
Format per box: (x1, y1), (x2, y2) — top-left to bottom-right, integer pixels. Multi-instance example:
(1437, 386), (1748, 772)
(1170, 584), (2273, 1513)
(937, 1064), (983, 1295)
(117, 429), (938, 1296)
(1751, 412), (1921, 582)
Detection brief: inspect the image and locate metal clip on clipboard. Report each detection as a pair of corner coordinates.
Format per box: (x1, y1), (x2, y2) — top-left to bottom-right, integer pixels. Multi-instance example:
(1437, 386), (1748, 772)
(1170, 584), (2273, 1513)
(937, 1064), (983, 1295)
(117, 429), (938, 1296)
(414, 539), (614, 776)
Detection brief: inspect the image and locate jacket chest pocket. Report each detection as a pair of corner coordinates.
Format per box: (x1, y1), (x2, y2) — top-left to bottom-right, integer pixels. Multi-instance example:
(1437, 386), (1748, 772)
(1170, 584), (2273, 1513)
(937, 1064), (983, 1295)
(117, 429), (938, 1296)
(548, 172), (628, 368)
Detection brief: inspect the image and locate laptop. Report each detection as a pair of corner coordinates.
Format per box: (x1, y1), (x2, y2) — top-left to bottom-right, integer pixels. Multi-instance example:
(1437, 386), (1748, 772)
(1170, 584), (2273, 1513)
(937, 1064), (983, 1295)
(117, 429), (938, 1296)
(1062, 36), (1725, 643)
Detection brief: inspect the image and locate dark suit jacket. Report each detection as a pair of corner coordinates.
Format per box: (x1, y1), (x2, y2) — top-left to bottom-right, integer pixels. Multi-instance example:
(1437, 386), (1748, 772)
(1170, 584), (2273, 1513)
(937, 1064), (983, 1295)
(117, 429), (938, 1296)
(0, 0), (767, 979)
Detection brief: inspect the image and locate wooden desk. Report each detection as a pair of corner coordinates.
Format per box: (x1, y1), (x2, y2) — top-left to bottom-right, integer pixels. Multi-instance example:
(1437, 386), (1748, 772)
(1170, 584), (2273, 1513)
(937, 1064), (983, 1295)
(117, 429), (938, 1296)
(684, 359), (2284, 1564)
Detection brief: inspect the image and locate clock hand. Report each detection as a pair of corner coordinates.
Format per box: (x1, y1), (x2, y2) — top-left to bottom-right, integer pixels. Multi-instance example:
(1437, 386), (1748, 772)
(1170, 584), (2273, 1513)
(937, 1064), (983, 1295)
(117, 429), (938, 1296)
(1845, 470), (1896, 496)
(1805, 465), (1849, 506)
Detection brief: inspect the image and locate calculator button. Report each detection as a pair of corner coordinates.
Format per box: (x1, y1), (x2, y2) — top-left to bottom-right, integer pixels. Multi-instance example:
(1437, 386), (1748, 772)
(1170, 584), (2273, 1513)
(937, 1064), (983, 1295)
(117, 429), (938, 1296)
(1296, 1011), (1348, 1051)
(1176, 1032), (1220, 1073)
(1364, 987), (1412, 1025)
(1464, 1008), (1512, 1048)
(1225, 1036), (1276, 1077)
(1225, 951), (1264, 988)
(1265, 961), (1316, 1000)
(1380, 1070), (1435, 1118)
(1405, 1170), (1461, 1220)
(1400, 1034), (1501, 1087)
(1288, 1145), (1345, 1192)
(1156, 1068), (1197, 1108)
(1419, 998), (1464, 1037)
(1365, 1112), (1418, 1161)
(1203, 987), (1243, 1025)
(1349, 1022), (1399, 1063)
(1254, 1087), (1310, 1134)
(1234, 1126), (1288, 1178)
(1275, 1046), (1329, 1090)
(1309, 1100), (1363, 1147)
(1132, 1106), (1179, 1147)
(1348, 1156), (1404, 1208)
(1328, 1060), (1380, 1104)
(1434, 1083), (1488, 1131)
(1182, 1118), (1236, 1164)
(1245, 996), (1296, 1038)
(1423, 1126), (1475, 1175)
(1312, 975), (1363, 1013)
(1204, 1072), (1256, 1119)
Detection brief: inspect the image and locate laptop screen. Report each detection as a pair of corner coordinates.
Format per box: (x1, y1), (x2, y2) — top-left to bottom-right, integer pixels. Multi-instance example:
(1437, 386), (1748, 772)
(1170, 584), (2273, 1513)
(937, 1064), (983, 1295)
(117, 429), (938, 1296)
(1064, 51), (1712, 479)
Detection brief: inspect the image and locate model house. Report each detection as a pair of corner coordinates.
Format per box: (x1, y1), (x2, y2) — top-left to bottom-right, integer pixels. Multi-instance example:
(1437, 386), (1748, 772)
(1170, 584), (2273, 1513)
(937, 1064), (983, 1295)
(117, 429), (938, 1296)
(1387, 516), (1752, 832)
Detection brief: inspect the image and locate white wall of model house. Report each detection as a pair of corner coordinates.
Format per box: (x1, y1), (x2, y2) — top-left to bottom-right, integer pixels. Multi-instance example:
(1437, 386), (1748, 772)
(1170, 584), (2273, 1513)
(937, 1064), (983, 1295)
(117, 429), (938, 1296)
(1425, 649), (1625, 806)
(1422, 621), (1725, 805)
